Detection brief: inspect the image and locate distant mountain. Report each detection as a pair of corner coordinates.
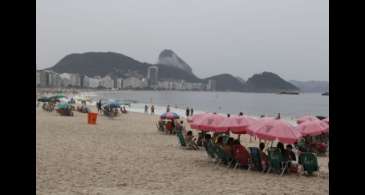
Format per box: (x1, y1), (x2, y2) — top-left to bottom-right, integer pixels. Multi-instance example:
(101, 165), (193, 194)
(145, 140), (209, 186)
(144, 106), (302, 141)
(204, 74), (245, 92)
(289, 80), (329, 92)
(50, 52), (146, 77)
(49, 51), (298, 93)
(50, 52), (201, 82)
(155, 64), (201, 82)
(244, 72), (299, 92)
(158, 49), (193, 74)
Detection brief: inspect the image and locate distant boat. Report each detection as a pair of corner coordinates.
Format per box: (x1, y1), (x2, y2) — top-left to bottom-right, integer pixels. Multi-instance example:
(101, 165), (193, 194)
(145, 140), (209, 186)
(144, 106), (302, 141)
(322, 91), (329, 96)
(278, 91), (300, 95)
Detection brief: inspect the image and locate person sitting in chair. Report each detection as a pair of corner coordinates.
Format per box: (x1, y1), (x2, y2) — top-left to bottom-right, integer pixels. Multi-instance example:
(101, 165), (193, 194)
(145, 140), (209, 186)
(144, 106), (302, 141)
(216, 136), (224, 148)
(284, 144), (298, 173)
(232, 139), (250, 169)
(203, 134), (212, 149)
(185, 131), (199, 150)
(223, 137), (234, 157)
(259, 142), (269, 171)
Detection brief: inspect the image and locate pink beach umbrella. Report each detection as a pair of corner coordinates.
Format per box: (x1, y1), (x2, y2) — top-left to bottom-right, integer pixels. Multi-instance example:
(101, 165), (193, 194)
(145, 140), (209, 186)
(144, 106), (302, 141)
(190, 113), (213, 129)
(190, 113), (225, 132)
(297, 115), (320, 124)
(187, 113), (206, 123)
(322, 117), (329, 124)
(251, 118), (302, 144)
(295, 120), (329, 136)
(215, 116), (257, 134)
(247, 117), (275, 136)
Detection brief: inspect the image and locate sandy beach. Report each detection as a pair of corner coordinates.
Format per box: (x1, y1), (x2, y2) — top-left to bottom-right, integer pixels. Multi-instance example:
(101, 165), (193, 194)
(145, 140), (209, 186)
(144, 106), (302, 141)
(36, 107), (329, 195)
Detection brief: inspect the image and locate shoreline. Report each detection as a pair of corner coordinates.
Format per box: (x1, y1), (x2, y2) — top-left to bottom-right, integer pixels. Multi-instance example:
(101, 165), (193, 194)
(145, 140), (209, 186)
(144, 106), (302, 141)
(37, 90), (324, 126)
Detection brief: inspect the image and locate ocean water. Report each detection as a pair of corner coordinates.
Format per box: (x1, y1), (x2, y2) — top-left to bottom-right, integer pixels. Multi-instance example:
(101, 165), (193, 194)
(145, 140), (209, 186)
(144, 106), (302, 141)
(83, 90), (328, 122)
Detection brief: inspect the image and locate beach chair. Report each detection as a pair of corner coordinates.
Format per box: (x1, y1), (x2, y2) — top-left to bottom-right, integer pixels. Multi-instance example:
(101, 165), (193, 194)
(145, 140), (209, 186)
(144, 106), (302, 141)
(248, 147), (263, 171)
(176, 131), (187, 147)
(267, 147), (288, 176)
(222, 135), (230, 144)
(298, 152), (319, 175)
(205, 140), (217, 160)
(214, 146), (235, 168)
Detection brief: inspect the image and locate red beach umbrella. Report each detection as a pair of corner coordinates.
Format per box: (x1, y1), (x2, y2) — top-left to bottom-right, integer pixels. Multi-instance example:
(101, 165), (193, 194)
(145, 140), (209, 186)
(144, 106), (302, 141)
(251, 118), (302, 144)
(297, 115), (320, 124)
(295, 120), (329, 136)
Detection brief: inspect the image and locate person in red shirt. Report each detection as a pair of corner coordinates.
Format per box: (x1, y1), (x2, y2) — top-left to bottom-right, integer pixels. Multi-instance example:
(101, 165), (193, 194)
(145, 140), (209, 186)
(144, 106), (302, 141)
(165, 120), (173, 134)
(232, 139), (250, 169)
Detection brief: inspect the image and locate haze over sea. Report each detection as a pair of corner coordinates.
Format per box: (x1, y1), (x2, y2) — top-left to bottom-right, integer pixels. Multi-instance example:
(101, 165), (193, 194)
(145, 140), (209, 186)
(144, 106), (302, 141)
(88, 90), (328, 120)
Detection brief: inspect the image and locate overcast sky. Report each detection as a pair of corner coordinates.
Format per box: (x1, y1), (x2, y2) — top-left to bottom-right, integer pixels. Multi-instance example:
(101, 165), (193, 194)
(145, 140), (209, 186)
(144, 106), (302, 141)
(36, 0), (328, 81)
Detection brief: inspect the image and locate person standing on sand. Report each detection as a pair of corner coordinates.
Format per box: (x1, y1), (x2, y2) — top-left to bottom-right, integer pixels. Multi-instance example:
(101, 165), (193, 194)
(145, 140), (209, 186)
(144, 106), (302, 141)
(190, 107), (194, 116)
(145, 105), (148, 114)
(97, 100), (101, 113)
(151, 105), (155, 115)
(186, 107), (190, 117)
(166, 105), (170, 112)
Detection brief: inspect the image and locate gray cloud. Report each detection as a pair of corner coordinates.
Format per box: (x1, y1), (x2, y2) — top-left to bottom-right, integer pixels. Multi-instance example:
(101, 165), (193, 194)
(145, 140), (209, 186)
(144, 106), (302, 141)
(36, 0), (328, 81)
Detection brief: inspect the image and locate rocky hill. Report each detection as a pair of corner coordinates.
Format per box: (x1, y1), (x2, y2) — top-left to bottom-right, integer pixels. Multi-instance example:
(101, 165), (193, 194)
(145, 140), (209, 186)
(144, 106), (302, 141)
(204, 74), (246, 92)
(158, 49), (193, 74)
(50, 52), (201, 82)
(244, 72), (299, 92)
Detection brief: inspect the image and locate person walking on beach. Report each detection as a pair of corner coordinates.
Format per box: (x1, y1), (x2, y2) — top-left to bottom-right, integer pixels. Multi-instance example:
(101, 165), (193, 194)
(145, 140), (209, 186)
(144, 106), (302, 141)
(190, 107), (194, 116)
(144, 105), (149, 114)
(166, 105), (170, 112)
(151, 105), (155, 115)
(186, 107), (190, 117)
(239, 112), (243, 116)
(97, 100), (101, 113)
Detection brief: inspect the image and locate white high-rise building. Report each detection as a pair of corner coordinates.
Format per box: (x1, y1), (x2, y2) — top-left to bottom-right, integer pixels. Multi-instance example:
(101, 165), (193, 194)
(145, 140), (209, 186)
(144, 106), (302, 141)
(100, 76), (114, 89)
(147, 66), (159, 86)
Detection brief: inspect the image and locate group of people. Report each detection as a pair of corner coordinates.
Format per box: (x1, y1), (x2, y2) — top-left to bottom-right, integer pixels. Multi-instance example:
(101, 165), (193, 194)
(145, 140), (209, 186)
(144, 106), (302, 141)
(144, 104), (155, 114)
(158, 118), (186, 135)
(96, 99), (129, 116)
(296, 134), (328, 155)
(176, 129), (302, 174)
